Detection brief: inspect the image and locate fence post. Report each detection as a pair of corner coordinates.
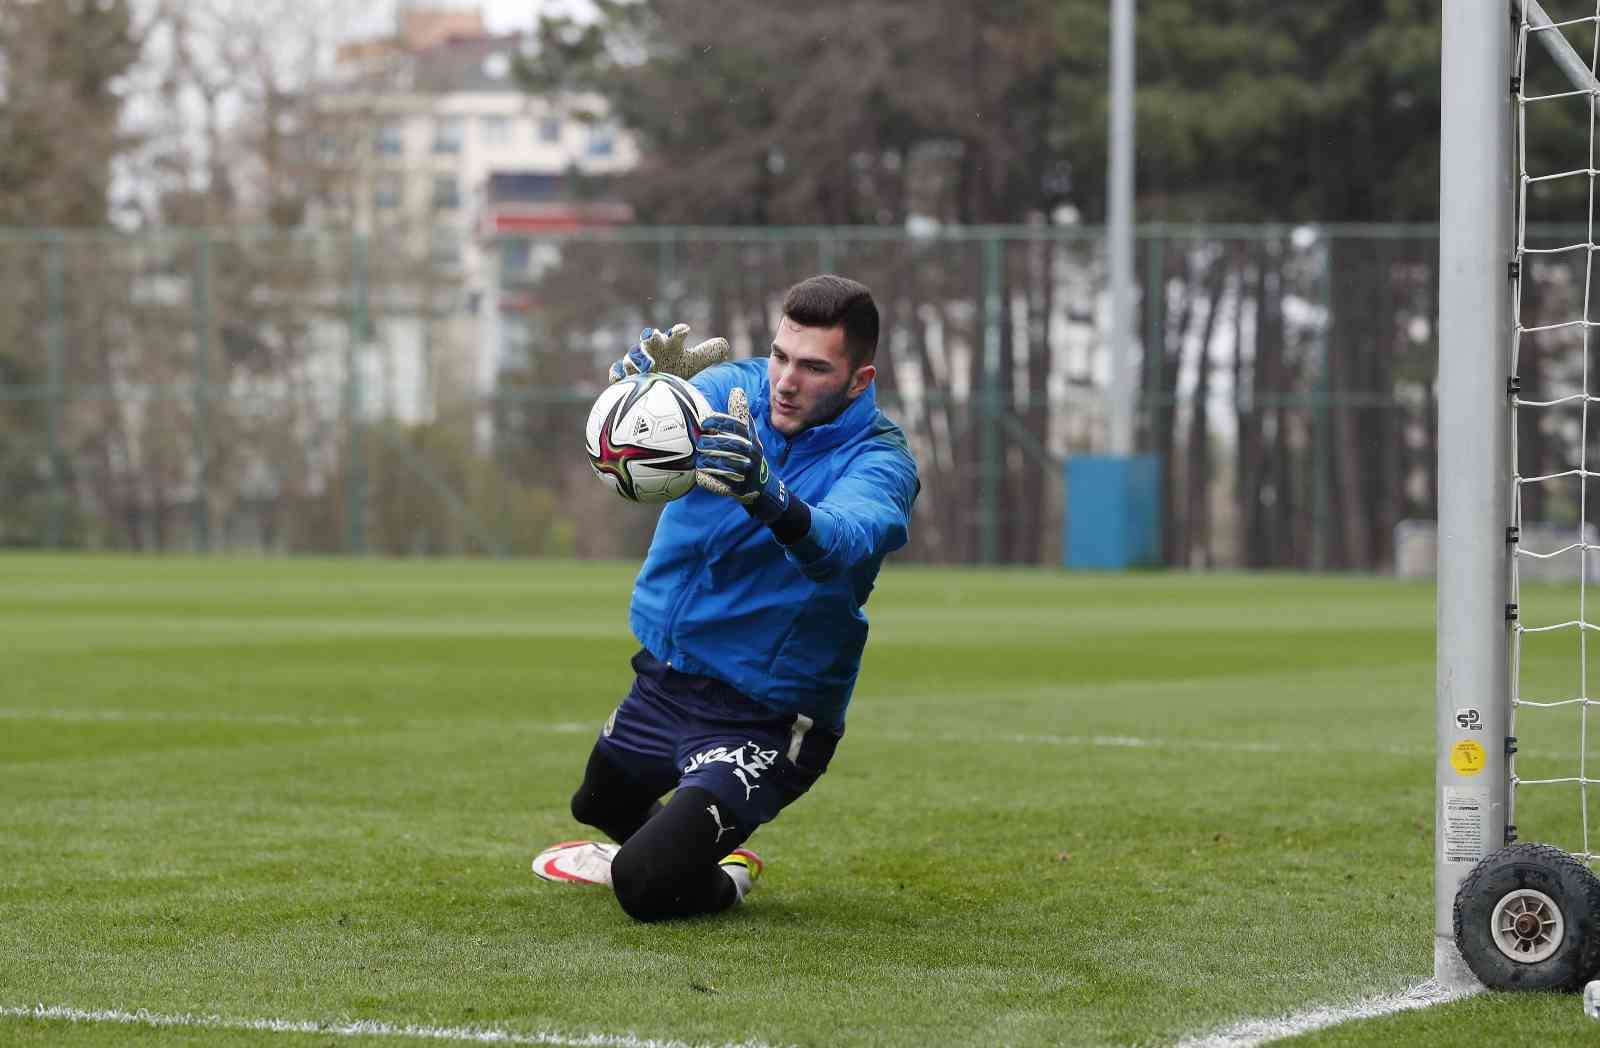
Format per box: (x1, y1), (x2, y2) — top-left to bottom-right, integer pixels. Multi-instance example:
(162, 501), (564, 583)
(45, 233), (65, 549)
(191, 233), (212, 552)
(980, 236), (1002, 565)
(1312, 232), (1332, 570)
(1142, 231), (1165, 444)
(345, 232), (369, 555)
(656, 235), (675, 318)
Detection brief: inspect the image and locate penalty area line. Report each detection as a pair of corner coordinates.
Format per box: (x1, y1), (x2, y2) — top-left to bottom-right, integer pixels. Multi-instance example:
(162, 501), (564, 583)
(1171, 980), (1477, 1048)
(0, 1004), (790, 1048)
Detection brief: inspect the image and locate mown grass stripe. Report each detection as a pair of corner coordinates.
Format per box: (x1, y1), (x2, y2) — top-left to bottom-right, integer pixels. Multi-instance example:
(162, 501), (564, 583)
(0, 708), (1425, 756)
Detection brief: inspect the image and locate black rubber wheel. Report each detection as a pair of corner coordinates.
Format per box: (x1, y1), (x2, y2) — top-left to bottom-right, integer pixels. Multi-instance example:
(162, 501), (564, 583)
(1453, 842), (1600, 991)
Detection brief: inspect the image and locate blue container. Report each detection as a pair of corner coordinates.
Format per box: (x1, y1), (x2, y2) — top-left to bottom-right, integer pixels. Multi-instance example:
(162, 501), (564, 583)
(1065, 455), (1161, 569)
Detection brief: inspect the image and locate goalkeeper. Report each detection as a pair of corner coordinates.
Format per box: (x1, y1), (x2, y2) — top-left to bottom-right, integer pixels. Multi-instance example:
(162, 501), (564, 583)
(533, 275), (920, 921)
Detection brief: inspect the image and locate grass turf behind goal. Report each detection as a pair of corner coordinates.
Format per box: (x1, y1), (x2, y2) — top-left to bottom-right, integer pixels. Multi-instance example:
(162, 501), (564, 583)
(0, 555), (1591, 1046)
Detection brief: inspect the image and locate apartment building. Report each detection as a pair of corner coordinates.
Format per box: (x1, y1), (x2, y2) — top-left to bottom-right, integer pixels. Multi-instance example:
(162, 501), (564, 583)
(317, 5), (636, 433)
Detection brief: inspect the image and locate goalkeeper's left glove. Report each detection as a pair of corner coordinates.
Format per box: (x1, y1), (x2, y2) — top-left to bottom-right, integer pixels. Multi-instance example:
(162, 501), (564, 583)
(607, 323), (730, 383)
(695, 387), (792, 524)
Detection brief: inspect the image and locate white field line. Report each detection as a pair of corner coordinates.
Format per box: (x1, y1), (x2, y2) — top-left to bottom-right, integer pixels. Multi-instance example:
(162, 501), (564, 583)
(10, 707), (1590, 764)
(972, 731), (1404, 756)
(0, 710), (1317, 751)
(885, 728), (1426, 758)
(0, 1003), (788, 1048)
(1, 707), (1566, 760)
(1172, 980), (1477, 1048)
(0, 709), (1380, 756)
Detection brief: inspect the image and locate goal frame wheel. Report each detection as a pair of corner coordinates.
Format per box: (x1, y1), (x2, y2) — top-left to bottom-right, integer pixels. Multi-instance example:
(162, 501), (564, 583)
(1453, 842), (1600, 991)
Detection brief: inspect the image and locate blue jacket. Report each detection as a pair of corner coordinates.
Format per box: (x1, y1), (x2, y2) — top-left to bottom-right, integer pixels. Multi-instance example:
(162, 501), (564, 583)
(629, 358), (919, 729)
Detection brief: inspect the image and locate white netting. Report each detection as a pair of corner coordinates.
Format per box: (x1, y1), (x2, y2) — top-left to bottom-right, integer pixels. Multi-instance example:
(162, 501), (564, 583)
(1510, 2), (1600, 862)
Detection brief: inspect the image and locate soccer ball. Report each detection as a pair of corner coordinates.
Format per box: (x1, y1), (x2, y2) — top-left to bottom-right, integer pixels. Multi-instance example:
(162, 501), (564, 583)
(584, 372), (712, 503)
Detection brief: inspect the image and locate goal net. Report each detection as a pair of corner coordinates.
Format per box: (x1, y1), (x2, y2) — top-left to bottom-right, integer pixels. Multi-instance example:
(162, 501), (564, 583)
(1509, 1), (1600, 863)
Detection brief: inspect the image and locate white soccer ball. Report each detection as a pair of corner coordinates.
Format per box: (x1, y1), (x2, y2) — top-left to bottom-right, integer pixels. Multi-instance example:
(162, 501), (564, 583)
(584, 372), (712, 503)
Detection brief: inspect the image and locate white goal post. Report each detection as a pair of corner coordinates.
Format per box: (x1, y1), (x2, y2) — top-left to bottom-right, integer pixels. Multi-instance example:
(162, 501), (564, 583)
(1435, 0), (1514, 988)
(1436, 0), (1600, 989)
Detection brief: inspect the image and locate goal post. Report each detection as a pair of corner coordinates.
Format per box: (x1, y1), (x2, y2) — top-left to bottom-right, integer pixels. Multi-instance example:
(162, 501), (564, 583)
(1435, 0), (1514, 990)
(1437, 0), (1600, 992)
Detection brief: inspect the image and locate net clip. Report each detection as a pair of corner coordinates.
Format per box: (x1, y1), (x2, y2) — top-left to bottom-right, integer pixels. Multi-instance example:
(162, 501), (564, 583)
(1505, 823), (1518, 845)
(1510, 75), (1522, 97)
(1505, 602), (1519, 622)
(1508, 260), (1521, 281)
(1506, 735), (1518, 756)
(1507, 375), (1521, 398)
(1506, 525), (1520, 544)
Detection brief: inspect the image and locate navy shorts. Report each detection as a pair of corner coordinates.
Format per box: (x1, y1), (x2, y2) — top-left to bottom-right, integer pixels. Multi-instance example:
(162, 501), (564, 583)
(594, 649), (843, 834)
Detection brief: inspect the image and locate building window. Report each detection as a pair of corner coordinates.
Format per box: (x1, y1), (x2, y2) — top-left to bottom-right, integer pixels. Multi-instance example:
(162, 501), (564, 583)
(433, 116), (464, 154)
(431, 175), (460, 209)
(375, 121), (404, 157)
(373, 173), (402, 209)
(586, 123), (616, 158)
(500, 239), (532, 277)
(538, 115), (562, 144)
(481, 115), (510, 145)
(500, 317), (533, 371)
(316, 133), (343, 164)
(430, 227), (461, 267)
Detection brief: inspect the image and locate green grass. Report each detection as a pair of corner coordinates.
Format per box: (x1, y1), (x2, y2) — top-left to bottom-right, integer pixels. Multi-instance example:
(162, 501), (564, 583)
(0, 555), (1588, 1046)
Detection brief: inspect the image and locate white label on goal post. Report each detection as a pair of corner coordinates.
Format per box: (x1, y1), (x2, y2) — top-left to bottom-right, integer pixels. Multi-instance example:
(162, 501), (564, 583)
(1442, 787), (1490, 866)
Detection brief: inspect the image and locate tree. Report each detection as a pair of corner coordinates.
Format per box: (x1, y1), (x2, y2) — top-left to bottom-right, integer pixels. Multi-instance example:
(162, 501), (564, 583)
(522, 0), (1094, 227)
(0, 0), (139, 227)
(1131, 1), (1443, 568)
(0, 0), (139, 545)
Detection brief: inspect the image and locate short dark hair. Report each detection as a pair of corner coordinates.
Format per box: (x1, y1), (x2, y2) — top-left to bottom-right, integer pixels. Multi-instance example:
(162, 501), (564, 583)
(781, 275), (879, 367)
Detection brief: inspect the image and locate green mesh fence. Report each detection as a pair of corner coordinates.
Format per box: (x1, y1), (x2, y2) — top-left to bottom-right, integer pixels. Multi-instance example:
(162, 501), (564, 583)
(0, 225), (1462, 568)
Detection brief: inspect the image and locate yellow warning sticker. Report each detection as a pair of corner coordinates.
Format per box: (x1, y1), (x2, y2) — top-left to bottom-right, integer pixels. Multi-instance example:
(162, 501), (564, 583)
(1451, 740), (1487, 777)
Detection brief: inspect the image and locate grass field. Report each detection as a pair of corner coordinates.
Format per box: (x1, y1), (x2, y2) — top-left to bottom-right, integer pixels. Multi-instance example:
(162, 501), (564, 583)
(2, 554), (1597, 1046)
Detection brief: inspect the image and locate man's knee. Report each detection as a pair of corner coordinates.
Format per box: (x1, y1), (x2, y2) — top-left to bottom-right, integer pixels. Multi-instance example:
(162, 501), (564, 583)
(571, 778), (654, 835)
(570, 746), (662, 839)
(607, 787), (741, 922)
(569, 782), (610, 829)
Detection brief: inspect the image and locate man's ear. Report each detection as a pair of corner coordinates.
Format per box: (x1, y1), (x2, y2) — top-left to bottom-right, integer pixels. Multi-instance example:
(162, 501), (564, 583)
(847, 364), (876, 399)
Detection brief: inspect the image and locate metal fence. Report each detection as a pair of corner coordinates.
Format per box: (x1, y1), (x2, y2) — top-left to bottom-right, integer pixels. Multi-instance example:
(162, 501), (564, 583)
(0, 224), (1491, 568)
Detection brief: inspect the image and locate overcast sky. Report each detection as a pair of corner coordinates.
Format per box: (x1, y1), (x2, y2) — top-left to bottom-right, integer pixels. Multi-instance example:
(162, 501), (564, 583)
(358, 1), (595, 37)
(480, 1), (546, 33)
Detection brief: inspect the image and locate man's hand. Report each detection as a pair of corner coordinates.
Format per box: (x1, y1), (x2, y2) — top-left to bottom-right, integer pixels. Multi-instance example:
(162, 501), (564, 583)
(695, 388), (790, 523)
(607, 323), (730, 383)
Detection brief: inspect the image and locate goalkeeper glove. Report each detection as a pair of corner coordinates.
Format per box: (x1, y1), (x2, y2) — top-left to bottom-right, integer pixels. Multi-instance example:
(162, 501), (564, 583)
(695, 387), (791, 523)
(607, 323), (729, 383)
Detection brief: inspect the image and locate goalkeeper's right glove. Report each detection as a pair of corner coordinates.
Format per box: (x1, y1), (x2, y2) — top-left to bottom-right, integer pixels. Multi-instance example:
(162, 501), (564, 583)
(696, 387), (813, 545)
(696, 387), (791, 524)
(607, 323), (730, 383)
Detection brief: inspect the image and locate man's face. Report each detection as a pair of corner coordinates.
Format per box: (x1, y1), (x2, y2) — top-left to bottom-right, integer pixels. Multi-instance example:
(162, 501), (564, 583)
(767, 316), (876, 437)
